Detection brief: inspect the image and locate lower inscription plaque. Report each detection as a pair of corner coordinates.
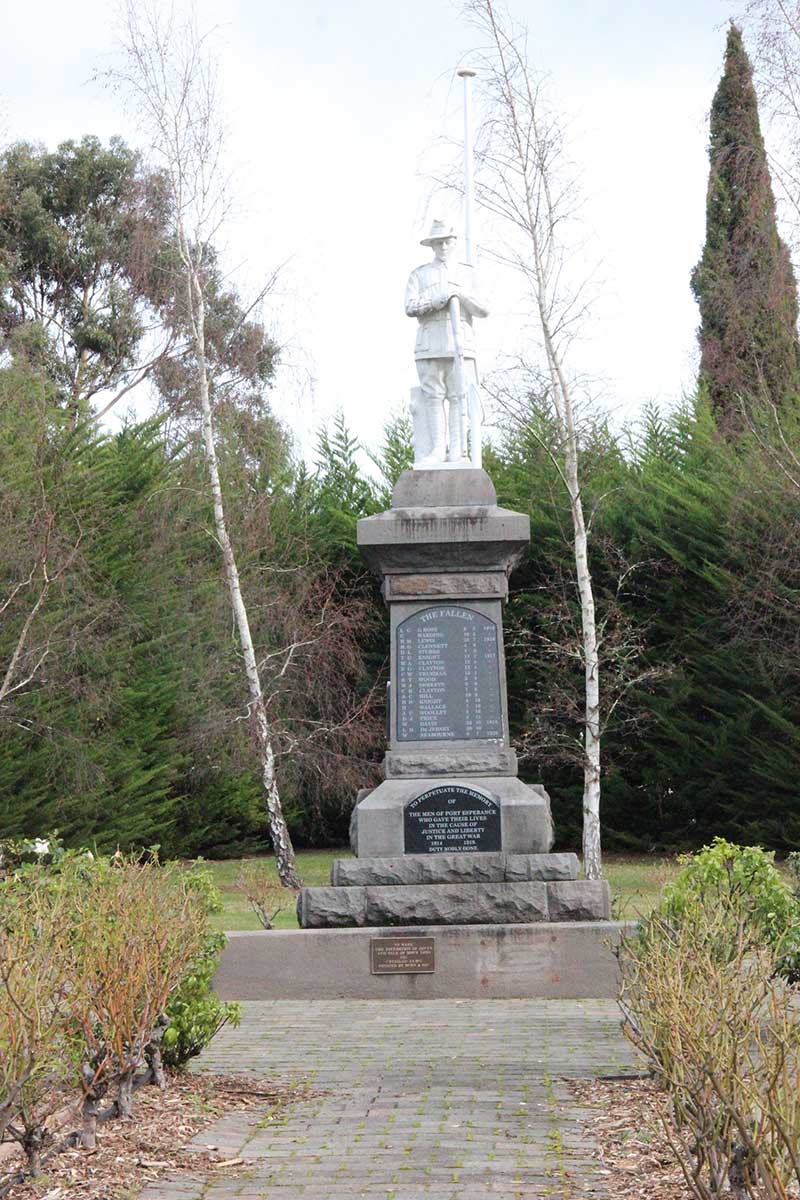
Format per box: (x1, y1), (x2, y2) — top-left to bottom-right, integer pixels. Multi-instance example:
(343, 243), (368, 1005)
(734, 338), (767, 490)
(371, 936), (435, 974)
(404, 785), (501, 854)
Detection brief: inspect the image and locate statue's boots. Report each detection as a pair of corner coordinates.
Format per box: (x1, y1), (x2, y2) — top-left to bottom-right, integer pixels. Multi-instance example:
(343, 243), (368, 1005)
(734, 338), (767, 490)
(447, 394), (465, 462)
(426, 397), (447, 463)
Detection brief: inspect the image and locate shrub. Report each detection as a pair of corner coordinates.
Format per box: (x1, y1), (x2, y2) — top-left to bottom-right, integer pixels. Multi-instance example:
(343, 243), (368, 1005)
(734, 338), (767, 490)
(234, 859), (295, 929)
(0, 847), (238, 1182)
(657, 837), (800, 980)
(619, 840), (800, 1199)
(58, 853), (210, 1144)
(0, 866), (80, 1175)
(0, 834), (66, 879)
(619, 902), (800, 1199)
(161, 864), (240, 1070)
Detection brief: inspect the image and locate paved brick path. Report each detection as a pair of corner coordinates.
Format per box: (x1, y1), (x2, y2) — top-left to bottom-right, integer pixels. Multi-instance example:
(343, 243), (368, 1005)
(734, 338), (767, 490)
(140, 999), (639, 1200)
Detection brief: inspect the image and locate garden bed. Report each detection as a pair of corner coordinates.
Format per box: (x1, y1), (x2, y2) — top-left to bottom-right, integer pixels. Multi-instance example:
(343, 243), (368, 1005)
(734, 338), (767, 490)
(3, 1073), (307, 1200)
(570, 1076), (688, 1199)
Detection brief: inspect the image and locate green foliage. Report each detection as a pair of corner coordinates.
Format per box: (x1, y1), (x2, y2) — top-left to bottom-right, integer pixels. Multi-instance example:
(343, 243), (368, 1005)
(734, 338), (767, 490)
(481, 392), (800, 854)
(0, 833), (66, 877)
(786, 851), (800, 892)
(691, 25), (800, 425)
(161, 863), (240, 1069)
(5, 129), (800, 862)
(0, 414), (191, 853)
(1, 850), (231, 1171)
(619, 885), (800, 1197)
(370, 412), (414, 508)
(0, 136), (172, 413)
(0, 136), (384, 862)
(658, 838), (800, 979)
(310, 413), (380, 559)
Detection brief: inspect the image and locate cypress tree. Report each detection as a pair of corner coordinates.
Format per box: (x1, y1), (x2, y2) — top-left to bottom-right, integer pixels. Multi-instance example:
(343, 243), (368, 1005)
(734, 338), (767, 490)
(691, 24), (800, 427)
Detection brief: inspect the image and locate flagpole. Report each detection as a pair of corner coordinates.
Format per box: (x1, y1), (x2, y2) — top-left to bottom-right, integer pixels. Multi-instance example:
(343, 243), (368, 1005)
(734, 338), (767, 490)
(458, 68), (476, 269)
(457, 67), (481, 468)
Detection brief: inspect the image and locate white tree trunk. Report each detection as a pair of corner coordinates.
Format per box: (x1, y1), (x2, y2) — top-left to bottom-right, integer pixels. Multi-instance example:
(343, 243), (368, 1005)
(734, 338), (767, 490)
(476, 0), (604, 881)
(190, 264), (302, 889)
(548, 351), (602, 880)
(566, 451), (602, 881)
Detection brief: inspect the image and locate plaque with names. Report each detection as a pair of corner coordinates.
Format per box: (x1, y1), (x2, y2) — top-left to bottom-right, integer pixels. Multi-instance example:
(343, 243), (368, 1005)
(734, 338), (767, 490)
(370, 936), (435, 974)
(404, 785), (501, 854)
(395, 606), (503, 742)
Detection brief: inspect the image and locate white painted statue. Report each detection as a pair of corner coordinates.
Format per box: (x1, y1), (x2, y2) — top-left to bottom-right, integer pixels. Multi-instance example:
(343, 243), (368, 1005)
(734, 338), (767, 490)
(405, 219), (489, 469)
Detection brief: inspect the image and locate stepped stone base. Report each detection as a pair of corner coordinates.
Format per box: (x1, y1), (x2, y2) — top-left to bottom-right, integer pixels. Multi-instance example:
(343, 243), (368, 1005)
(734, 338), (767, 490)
(331, 851), (579, 887)
(297, 878), (611, 929)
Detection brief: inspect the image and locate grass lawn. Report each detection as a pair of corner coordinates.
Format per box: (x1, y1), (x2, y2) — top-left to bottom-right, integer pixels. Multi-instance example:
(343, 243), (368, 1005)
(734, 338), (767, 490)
(205, 850), (683, 931)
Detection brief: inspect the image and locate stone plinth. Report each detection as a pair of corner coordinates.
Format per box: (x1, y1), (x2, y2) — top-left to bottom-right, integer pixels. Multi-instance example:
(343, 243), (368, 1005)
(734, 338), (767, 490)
(297, 878), (611, 929)
(330, 851), (580, 887)
(294, 466), (611, 940)
(214, 923), (631, 1000)
(352, 468), (555, 873)
(357, 469), (530, 577)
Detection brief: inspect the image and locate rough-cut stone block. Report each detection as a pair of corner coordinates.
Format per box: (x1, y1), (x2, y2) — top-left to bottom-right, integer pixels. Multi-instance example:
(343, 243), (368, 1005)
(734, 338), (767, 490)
(332, 852), (507, 887)
(384, 747), (518, 778)
(297, 886), (365, 929)
(363, 881), (549, 926)
(547, 880), (611, 922)
(505, 853), (580, 882)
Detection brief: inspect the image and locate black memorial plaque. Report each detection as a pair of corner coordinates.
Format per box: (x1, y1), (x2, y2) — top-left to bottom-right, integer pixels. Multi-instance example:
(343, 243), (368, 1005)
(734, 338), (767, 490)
(395, 606), (503, 742)
(370, 936), (435, 975)
(404, 785), (501, 854)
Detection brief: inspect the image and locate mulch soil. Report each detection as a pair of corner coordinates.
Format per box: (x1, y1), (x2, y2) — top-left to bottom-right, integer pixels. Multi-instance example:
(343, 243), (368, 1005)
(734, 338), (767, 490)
(4, 1072), (693, 1199)
(2, 1073), (309, 1200)
(569, 1076), (690, 1199)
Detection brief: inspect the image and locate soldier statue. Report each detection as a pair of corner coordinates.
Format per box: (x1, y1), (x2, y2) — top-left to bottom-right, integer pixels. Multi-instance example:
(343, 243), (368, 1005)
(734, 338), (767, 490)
(405, 219), (489, 468)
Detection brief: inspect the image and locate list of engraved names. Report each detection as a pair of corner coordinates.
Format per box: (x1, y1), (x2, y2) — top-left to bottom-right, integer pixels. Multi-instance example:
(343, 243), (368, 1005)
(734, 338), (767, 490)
(396, 606), (503, 741)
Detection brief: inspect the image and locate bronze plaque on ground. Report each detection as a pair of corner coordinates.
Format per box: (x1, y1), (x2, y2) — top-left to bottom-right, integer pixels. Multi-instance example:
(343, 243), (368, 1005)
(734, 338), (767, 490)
(370, 936), (435, 975)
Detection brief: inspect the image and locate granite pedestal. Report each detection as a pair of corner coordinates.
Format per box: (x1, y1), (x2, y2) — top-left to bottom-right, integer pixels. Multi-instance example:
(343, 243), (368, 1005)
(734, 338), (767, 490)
(298, 468), (610, 934)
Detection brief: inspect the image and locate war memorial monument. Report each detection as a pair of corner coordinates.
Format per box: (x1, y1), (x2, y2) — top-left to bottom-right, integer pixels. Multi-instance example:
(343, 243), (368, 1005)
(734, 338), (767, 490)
(217, 74), (621, 999)
(296, 209), (610, 937)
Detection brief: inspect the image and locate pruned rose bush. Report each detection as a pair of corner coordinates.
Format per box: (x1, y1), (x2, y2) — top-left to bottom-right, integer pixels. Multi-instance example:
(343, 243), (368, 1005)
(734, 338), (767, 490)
(618, 841), (800, 1200)
(0, 850), (238, 1184)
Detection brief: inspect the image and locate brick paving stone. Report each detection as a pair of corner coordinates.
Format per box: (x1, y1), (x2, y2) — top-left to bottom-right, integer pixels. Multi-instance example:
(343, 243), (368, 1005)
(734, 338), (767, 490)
(137, 999), (640, 1200)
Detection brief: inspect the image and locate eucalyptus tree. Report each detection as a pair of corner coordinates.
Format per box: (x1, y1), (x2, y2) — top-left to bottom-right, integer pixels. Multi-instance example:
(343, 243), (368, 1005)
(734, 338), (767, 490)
(0, 136), (177, 420)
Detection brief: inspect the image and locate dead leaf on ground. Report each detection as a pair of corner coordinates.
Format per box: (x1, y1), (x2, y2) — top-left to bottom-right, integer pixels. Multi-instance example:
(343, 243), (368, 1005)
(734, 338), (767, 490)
(2, 1072), (311, 1200)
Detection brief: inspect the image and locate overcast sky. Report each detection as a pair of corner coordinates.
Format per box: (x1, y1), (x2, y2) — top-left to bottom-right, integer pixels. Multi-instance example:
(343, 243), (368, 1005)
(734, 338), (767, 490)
(3, 0), (738, 460)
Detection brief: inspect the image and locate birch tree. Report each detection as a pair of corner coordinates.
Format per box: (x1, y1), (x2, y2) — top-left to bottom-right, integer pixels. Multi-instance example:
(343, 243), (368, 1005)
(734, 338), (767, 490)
(111, 4), (302, 886)
(466, 0), (603, 877)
